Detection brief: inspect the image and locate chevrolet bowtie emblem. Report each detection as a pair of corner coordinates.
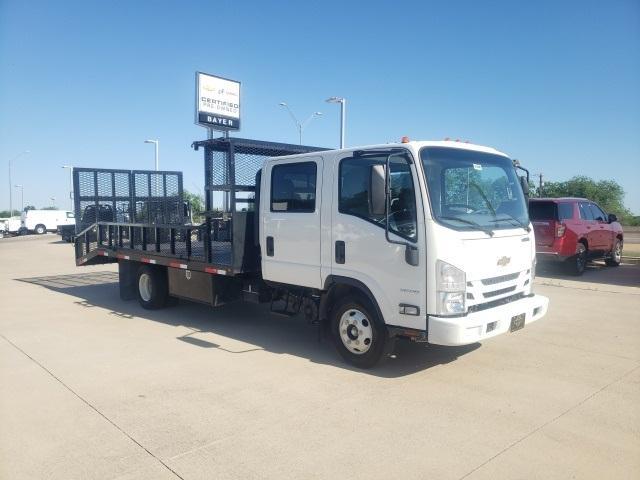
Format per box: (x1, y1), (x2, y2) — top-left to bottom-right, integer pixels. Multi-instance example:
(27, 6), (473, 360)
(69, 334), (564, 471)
(497, 256), (511, 267)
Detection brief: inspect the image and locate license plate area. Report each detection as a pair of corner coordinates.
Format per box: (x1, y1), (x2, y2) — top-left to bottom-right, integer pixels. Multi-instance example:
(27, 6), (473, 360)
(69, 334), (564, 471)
(510, 313), (526, 332)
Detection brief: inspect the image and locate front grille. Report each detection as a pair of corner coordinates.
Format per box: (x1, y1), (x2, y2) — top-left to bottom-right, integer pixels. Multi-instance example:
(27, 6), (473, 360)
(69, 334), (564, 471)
(483, 285), (517, 298)
(481, 272), (520, 286)
(468, 292), (527, 313)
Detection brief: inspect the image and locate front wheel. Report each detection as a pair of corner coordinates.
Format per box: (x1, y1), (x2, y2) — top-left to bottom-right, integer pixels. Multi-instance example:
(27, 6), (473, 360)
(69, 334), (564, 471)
(605, 239), (622, 267)
(330, 295), (393, 369)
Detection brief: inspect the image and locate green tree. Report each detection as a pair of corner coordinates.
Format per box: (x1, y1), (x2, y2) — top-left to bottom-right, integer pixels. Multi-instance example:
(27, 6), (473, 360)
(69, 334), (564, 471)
(0, 209), (20, 217)
(183, 190), (205, 223)
(41, 206), (59, 210)
(542, 176), (637, 225)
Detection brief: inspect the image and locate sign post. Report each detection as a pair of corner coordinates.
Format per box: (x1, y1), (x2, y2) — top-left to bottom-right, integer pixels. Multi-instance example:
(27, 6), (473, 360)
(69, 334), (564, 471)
(195, 72), (241, 135)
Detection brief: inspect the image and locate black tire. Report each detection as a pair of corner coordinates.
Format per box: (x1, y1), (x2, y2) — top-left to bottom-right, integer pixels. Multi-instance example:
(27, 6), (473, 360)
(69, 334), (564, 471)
(35, 224), (46, 235)
(566, 242), (587, 276)
(330, 293), (393, 369)
(136, 265), (168, 309)
(605, 239), (622, 267)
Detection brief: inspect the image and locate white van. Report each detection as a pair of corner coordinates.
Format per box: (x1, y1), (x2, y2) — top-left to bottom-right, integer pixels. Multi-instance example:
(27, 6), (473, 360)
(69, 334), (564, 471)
(22, 210), (75, 234)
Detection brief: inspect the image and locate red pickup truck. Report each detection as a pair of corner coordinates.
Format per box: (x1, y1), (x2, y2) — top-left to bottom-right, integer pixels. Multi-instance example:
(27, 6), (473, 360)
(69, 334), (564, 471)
(529, 198), (624, 275)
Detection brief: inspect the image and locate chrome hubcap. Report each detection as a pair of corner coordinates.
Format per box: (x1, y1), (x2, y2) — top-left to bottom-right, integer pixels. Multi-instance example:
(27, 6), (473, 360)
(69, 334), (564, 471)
(339, 309), (373, 355)
(138, 273), (152, 302)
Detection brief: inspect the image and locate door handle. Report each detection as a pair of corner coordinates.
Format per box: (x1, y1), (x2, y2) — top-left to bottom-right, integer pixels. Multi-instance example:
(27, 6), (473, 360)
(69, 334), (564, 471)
(335, 240), (345, 264)
(266, 236), (274, 256)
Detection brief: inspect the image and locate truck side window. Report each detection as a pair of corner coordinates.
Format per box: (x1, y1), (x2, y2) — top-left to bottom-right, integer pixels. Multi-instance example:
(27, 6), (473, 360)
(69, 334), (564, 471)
(579, 202), (594, 221)
(339, 155), (417, 241)
(557, 203), (573, 221)
(270, 162), (317, 212)
(589, 203), (606, 222)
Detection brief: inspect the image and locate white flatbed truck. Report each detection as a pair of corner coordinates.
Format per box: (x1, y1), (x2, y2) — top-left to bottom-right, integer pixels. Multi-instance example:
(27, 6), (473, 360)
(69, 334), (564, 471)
(74, 137), (548, 368)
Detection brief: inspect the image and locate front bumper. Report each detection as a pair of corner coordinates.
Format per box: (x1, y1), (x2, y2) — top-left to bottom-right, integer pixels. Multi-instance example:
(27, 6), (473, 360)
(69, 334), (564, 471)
(427, 294), (549, 346)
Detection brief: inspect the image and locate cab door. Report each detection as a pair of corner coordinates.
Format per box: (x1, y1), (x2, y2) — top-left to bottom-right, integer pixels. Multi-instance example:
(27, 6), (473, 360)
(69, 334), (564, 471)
(261, 156), (323, 289)
(331, 150), (426, 330)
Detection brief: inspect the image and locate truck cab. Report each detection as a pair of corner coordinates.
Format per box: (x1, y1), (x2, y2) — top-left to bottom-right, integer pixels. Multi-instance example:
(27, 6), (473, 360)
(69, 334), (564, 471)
(259, 140), (548, 366)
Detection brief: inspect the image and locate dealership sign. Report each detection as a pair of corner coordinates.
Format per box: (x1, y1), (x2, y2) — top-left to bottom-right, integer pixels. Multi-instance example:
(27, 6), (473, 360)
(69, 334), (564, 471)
(195, 72), (241, 131)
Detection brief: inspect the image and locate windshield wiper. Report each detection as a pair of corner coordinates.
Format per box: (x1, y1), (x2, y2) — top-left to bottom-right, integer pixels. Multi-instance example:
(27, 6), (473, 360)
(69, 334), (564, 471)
(469, 182), (496, 217)
(488, 214), (531, 232)
(439, 216), (494, 236)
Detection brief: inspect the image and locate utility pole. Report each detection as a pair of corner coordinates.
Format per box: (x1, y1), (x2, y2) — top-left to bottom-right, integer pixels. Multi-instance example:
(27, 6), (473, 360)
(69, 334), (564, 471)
(533, 173), (544, 197)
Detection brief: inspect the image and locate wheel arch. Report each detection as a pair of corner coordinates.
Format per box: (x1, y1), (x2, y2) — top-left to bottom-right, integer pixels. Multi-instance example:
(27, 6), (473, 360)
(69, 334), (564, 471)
(320, 275), (385, 327)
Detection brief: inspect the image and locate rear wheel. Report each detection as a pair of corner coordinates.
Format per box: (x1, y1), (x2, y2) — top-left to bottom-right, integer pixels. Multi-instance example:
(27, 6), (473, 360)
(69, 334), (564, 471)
(605, 239), (622, 267)
(566, 242), (587, 276)
(330, 294), (393, 369)
(35, 224), (46, 235)
(136, 265), (168, 309)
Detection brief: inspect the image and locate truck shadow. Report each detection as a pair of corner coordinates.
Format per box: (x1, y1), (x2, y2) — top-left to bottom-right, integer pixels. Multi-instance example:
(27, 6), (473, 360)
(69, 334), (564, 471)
(537, 261), (640, 288)
(16, 271), (480, 378)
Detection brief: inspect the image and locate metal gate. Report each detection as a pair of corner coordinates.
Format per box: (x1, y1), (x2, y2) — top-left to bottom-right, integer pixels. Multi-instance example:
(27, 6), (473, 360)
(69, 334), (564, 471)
(73, 168), (184, 232)
(192, 137), (327, 270)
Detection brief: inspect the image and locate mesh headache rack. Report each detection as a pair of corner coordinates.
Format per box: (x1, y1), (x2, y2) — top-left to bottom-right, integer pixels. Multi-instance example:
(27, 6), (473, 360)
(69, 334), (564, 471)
(74, 137), (326, 274)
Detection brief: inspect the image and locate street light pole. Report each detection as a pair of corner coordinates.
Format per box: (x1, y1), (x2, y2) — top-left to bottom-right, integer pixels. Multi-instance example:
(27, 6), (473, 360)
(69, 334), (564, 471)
(62, 165), (73, 212)
(14, 184), (23, 213)
(325, 97), (346, 149)
(8, 150), (30, 216)
(279, 102), (322, 145)
(144, 139), (159, 171)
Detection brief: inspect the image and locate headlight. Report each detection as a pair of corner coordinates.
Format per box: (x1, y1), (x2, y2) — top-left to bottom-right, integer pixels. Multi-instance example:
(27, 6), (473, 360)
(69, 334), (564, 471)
(436, 260), (466, 315)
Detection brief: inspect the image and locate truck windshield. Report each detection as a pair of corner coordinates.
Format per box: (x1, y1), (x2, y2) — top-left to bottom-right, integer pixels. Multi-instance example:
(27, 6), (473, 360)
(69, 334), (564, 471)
(420, 147), (529, 232)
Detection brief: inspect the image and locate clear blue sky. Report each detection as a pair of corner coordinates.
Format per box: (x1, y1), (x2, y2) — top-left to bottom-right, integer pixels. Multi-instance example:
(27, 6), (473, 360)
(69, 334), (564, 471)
(1, 0), (639, 213)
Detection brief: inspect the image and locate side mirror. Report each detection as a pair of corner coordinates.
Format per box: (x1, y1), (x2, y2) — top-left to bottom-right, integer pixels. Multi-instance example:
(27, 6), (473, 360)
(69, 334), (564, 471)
(519, 176), (529, 197)
(369, 164), (386, 216)
(608, 213), (617, 223)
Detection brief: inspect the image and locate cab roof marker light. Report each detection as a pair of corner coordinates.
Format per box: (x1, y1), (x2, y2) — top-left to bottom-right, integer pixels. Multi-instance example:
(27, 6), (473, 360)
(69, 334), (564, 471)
(401, 136), (410, 143)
